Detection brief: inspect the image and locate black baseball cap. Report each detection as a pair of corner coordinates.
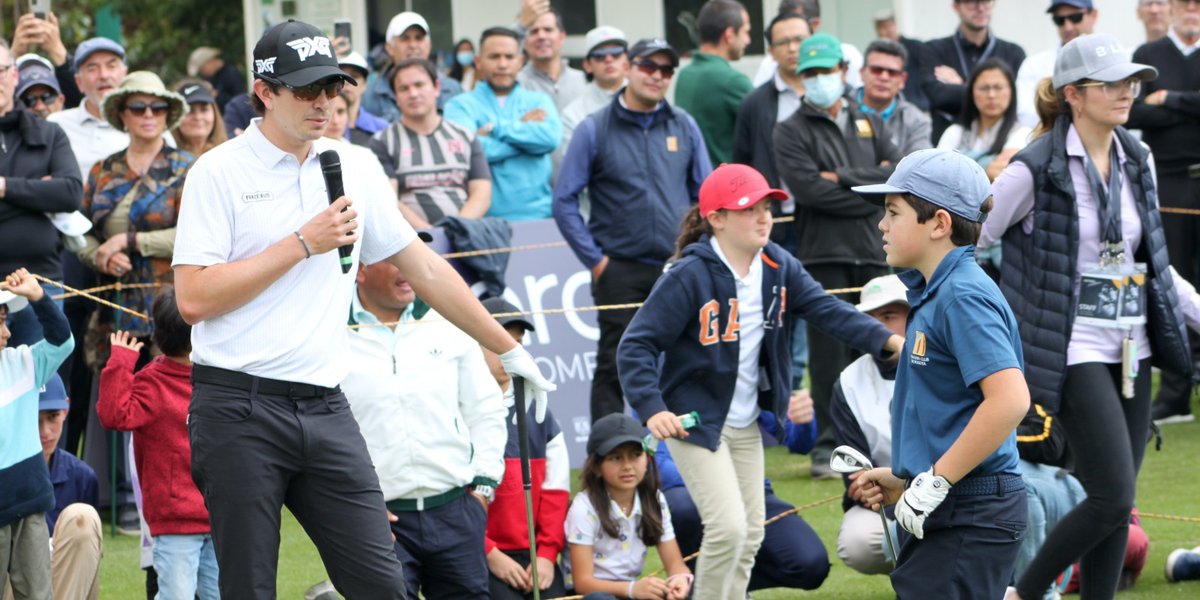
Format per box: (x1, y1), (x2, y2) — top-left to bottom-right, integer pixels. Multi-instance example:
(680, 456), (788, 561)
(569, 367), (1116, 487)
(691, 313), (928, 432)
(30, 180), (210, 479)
(178, 82), (216, 106)
(587, 413), (646, 456)
(629, 38), (679, 67)
(481, 297), (535, 332)
(253, 20), (356, 88)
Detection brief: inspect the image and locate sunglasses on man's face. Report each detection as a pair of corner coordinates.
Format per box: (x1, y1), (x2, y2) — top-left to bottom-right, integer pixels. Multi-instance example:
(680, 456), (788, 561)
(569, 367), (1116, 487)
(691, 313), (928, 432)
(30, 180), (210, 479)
(1052, 12), (1087, 27)
(21, 91), (59, 108)
(280, 78), (346, 102)
(865, 65), (904, 78)
(124, 101), (170, 116)
(634, 60), (675, 78)
(588, 46), (627, 61)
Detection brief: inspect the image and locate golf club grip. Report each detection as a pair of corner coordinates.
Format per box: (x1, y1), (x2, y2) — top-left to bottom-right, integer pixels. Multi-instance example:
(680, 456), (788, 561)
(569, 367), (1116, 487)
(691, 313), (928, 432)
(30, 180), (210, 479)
(512, 376), (534, 489)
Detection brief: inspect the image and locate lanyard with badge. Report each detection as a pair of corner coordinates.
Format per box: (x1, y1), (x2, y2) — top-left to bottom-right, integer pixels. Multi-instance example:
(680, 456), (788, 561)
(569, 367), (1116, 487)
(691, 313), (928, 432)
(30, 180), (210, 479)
(1074, 145), (1146, 397)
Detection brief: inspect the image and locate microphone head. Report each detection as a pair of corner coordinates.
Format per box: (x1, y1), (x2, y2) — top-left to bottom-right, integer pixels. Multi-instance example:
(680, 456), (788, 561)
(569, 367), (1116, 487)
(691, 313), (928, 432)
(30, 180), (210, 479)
(319, 149), (341, 172)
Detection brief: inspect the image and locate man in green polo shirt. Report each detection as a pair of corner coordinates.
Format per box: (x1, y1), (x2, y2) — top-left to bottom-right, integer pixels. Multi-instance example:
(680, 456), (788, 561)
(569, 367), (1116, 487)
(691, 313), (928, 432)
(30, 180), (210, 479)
(674, 0), (752, 165)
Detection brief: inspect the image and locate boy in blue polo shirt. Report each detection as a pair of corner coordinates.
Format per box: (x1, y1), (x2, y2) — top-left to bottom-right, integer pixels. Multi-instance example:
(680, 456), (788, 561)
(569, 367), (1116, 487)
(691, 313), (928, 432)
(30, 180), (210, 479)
(852, 149), (1030, 600)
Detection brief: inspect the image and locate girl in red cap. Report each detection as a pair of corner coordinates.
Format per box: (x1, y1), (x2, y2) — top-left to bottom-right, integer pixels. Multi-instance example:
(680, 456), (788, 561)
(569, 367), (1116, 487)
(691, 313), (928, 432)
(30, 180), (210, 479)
(618, 163), (903, 599)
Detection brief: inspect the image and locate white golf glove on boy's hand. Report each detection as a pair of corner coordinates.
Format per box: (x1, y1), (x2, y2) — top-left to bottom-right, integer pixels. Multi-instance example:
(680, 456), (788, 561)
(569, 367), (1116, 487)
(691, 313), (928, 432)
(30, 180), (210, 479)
(499, 345), (556, 423)
(895, 468), (952, 539)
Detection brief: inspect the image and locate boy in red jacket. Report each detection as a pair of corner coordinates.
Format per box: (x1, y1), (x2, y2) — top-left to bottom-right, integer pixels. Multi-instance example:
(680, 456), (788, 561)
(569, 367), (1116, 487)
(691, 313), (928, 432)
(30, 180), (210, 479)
(96, 286), (218, 599)
(479, 298), (570, 600)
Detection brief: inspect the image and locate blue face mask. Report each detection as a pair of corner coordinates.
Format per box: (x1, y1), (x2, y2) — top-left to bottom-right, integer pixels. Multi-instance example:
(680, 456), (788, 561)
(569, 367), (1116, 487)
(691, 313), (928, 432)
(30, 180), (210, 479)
(804, 72), (844, 109)
(456, 51), (475, 67)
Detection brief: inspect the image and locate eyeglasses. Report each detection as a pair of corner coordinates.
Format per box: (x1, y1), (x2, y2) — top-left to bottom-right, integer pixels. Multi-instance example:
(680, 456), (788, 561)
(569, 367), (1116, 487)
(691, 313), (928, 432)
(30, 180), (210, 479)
(865, 65), (904, 78)
(124, 101), (171, 116)
(634, 60), (675, 78)
(264, 76), (345, 102)
(21, 91), (59, 108)
(587, 46), (626, 61)
(956, 0), (994, 6)
(1052, 12), (1087, 27)
(770, 35), (806, 49)
(1075, 78), (1142, 100)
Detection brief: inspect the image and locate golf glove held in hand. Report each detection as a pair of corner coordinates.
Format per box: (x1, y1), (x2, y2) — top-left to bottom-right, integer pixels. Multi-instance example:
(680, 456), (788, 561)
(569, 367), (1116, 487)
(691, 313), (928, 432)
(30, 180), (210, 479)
(499, 345), (556, 423)
(896, 468), (952, 539)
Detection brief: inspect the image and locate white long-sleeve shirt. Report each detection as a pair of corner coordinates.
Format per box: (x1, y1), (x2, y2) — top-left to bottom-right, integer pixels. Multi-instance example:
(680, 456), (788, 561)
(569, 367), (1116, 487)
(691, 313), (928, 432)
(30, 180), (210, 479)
(342, 296), (508, 501)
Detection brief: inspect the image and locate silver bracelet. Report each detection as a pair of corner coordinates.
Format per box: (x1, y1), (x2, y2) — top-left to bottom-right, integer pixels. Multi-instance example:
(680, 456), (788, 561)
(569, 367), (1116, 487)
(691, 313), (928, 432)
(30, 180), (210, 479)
(293, 231), (311, 259)
(627, 580), (635, 599)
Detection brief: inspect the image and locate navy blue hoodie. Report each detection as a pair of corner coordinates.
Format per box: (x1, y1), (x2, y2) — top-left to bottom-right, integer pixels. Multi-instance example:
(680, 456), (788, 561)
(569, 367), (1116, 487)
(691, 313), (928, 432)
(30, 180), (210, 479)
(618, 237), (893, 451)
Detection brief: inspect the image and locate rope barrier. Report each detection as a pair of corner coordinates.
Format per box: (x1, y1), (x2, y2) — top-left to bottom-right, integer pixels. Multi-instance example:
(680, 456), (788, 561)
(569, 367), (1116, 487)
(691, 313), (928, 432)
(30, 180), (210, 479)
(543, 494), (841, 600)
(50, 281), (162, 301)
(1160, 206), (1200, 216)
(31, 274), (149, 321)
(1140, 511), (1200, 524)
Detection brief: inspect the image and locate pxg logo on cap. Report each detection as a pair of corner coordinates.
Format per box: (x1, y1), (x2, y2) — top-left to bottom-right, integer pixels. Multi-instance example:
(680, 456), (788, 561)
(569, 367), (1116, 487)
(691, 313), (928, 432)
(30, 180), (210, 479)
(254, 20), (352, 88)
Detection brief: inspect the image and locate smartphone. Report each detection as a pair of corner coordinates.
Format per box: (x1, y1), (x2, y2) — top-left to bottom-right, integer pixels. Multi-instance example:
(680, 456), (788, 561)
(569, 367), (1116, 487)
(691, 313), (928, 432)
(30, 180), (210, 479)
(31, 0), (50, 19)
(334, 20), (352, 45)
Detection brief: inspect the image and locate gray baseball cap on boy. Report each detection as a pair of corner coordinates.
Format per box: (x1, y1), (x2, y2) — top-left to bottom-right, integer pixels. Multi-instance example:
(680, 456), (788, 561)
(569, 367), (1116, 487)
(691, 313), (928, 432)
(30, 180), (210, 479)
(1052, 33), (1157, 90)
(852, 148), (992, 223)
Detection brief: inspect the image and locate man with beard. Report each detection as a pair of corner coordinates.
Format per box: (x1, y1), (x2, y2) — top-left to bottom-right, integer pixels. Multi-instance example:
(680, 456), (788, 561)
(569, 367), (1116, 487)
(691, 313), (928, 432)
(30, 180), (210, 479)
(553, 38), (711, 423)
(674, 0), (753, 165)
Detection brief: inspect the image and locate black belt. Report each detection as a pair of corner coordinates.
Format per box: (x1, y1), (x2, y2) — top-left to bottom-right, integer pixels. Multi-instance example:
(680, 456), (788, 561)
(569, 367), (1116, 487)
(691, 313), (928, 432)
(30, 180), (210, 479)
(948, 473), (1025, 497)
(192, 364), (340, 398)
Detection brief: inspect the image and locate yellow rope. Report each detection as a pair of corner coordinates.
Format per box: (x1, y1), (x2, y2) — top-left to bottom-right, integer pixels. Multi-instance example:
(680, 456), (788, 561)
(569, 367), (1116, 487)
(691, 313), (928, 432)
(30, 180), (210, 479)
(31, 274), (149, 320)
(1160, 206), (1200, 216)
(1140, 512), (1200, 523)
(50, 281), (162, 301)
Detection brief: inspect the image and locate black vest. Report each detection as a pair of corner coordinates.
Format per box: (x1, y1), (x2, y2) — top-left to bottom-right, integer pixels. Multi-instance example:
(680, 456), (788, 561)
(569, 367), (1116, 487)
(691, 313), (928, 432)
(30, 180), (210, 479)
(1001, 116), (1192, 413)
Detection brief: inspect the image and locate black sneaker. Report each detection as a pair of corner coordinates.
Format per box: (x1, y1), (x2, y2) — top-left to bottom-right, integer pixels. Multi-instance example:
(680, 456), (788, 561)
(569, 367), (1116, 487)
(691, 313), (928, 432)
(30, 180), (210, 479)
(1152, 400), (1194, 425)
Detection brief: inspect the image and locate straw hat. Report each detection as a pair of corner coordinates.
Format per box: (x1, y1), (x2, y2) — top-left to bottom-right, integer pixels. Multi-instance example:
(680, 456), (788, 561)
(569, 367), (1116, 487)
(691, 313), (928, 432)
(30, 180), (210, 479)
(102, 71), (188, 133)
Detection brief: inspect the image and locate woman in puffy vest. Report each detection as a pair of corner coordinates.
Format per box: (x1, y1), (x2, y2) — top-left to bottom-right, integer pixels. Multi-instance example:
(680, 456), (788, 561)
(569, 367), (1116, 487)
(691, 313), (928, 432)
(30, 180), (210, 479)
(981, 34), (1200, 600)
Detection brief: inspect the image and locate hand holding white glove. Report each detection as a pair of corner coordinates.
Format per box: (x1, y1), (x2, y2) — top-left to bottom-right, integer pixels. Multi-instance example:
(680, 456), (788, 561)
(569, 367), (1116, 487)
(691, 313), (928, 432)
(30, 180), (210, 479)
(499, 345), (556, 422)
(895, 468), (952, 539)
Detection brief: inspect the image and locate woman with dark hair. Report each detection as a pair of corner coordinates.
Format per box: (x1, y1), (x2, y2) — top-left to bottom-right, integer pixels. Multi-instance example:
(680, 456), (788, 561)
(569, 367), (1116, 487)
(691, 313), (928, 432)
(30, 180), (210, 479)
(447, 39), (476, 91)
(937, 58), (1031, 181)
(982, 34), (1200, 600)
(171, 79), (228, 157)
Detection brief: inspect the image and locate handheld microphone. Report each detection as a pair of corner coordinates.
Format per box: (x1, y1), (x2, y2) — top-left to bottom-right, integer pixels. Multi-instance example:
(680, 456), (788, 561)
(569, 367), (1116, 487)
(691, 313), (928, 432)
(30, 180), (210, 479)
(318, 150), (354, 274)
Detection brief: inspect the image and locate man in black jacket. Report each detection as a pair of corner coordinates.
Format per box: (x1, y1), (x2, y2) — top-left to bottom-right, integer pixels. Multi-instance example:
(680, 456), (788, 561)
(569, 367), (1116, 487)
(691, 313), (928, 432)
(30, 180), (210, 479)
(773, 33), (900, 479)
(1129, 0), (1200, 423)
(922, 0), (1025, 144)
(0, 39), (83, 346)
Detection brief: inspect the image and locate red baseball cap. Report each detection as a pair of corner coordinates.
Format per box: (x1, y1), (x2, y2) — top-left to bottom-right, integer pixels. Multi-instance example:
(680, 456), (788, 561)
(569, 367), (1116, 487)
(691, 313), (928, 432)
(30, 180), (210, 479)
(699, 164), (788, 218)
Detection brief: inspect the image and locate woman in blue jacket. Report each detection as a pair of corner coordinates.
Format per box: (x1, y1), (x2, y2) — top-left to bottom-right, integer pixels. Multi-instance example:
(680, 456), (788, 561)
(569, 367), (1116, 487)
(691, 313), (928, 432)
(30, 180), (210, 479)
(618, 163), (902, 600)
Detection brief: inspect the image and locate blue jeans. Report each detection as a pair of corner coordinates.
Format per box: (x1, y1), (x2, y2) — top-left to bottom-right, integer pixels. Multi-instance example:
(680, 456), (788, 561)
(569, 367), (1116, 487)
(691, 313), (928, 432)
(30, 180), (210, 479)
(152, 534), (220, 600)
(6, 281), (64, 346)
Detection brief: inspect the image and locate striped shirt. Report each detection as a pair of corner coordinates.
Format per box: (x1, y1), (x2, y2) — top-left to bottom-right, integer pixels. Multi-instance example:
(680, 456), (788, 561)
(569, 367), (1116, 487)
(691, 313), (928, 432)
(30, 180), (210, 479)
(369, 119), (491, 225)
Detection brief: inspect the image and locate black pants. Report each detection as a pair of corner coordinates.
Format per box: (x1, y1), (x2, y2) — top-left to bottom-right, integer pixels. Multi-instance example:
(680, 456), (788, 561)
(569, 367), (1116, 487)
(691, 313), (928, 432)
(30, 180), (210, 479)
(391, 494), (490, 599)
(487, 549), (568, 599)
(891, 476), (1026, 600)
(804, 263), (889, 460)
(188, 380), (407, 599)
(1015, 359), (1152, 600)
(590, 259), (663, 423)
(665, 485), (830, 591)
(1154, 173), (1200, 413)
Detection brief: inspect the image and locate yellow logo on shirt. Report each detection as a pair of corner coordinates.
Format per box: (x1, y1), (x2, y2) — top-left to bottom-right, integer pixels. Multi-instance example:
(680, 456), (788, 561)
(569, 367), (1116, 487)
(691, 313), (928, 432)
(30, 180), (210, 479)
(666, 136), (679, 152)
(913, 331), (927, 357)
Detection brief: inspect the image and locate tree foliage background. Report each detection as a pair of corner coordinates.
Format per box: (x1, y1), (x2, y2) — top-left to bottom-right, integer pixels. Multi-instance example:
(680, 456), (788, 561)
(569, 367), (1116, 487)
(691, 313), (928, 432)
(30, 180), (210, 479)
(3, 0), (246, 82)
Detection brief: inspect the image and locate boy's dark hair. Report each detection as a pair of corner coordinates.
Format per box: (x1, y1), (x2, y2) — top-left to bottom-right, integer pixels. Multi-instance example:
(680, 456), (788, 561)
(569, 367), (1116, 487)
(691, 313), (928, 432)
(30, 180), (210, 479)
(698, 0), (747, 45)
(151, 286), (192, 358)
(389, 58), (439, 92)
(764, 12), (808, 45)
(580, 445), (665, 546)
(479, 26), (521, 51)
(901, 193), (994, 246)
(864, 38), (908, 69)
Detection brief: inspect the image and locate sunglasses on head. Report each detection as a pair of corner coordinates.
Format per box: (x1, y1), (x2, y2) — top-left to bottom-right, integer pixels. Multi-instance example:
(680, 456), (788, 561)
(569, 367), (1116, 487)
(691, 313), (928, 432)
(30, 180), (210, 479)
(588, 46), (626, 61)
(634, 60), (674, 78)
(124, 101), (170, 116)
(264, 76), (346, 102)
(21, 90), (59, 108)
(1052, 12), (1087, 26)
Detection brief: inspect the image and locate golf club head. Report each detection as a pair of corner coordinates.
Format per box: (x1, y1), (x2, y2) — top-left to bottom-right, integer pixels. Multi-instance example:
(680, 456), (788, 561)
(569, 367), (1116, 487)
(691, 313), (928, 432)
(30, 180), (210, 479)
(829, 445), (874, 473)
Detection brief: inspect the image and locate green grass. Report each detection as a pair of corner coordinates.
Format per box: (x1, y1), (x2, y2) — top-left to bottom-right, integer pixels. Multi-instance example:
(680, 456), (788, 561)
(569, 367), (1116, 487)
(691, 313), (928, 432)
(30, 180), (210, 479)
(99, 419), (1200, 598)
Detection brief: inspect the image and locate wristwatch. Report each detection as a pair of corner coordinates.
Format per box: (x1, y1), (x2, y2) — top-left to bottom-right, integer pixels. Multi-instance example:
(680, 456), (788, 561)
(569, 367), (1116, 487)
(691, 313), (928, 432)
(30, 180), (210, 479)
(471, 484), (496, 503)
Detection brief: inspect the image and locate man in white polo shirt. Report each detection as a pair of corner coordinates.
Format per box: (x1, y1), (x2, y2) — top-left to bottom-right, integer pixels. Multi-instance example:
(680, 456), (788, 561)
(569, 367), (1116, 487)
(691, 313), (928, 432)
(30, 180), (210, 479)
(171, 20), (554, 599)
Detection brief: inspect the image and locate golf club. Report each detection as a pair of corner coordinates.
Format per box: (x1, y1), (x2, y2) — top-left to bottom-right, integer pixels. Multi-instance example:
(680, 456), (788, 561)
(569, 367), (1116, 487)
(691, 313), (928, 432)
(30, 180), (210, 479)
(513, 377), (541, 600)
(829, 445), (898, 566)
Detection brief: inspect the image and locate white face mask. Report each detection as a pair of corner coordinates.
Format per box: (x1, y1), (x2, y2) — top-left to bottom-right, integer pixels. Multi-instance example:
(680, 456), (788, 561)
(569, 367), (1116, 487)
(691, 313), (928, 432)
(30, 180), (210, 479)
(804, 72), (844, 108)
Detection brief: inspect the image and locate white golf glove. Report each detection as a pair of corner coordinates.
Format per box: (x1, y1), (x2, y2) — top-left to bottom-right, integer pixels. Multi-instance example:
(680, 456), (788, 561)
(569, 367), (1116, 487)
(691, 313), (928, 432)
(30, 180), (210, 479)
(895, 468), (952, 539)
(499, 345), (556, 423)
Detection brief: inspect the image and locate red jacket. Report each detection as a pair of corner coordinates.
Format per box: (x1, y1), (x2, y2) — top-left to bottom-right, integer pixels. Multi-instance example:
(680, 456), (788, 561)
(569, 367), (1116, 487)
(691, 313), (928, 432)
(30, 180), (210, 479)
(97, 347), (209, 536)
(485, 406), (570, 562)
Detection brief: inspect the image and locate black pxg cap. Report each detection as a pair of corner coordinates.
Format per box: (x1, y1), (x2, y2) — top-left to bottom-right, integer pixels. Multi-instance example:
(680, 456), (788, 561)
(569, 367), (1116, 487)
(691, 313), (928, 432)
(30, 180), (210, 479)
(587, 413), (646, 457)
(253, 20), (357, 88)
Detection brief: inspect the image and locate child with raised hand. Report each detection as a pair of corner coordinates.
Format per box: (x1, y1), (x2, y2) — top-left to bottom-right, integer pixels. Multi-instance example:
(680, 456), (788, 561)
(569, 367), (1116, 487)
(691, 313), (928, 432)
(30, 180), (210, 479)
(95, 286), (219, 600)
(0, 267), (75, 598)
(565, 413), (691, 600)
(617, 164), (903, 599)
(852, 148), (1030, 600)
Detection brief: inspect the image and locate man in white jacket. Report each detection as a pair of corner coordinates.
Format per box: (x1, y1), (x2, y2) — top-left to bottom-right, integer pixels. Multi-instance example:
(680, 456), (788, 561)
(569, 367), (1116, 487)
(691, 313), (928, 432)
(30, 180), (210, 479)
(343, 258), (507, 600)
